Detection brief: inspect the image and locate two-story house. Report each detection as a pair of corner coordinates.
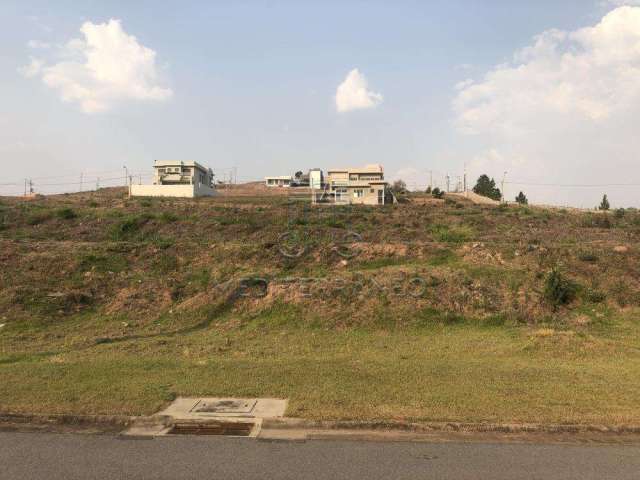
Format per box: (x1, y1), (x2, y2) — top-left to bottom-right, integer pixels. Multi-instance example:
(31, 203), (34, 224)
(323, 164), (394, 205)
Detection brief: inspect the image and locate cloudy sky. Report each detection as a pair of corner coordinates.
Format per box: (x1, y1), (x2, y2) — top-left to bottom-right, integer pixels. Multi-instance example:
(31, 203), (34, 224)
(2, 0), (640, 207)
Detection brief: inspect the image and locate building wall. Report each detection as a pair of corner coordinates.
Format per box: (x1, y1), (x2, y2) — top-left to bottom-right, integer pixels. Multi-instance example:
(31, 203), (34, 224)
(131, 184), (215, 198)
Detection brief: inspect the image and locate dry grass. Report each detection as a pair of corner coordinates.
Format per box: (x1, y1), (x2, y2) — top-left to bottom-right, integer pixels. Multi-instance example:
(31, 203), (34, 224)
(1, 187), (640, 423)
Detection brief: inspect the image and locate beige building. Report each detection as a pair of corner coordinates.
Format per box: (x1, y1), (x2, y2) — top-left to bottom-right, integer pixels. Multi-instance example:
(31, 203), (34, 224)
(131, 160), (215, 198)
(319, 164), (394, 205)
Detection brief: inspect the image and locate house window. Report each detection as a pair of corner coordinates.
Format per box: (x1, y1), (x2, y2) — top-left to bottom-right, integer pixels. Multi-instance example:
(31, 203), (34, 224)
(354, 189), (364, 198)
(370, 188), (374, 193)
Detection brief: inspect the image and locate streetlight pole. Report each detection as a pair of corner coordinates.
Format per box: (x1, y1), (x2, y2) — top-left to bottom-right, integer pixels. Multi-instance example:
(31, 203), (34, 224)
(501, 171), (507, 204)
(123, 166), (130, 198)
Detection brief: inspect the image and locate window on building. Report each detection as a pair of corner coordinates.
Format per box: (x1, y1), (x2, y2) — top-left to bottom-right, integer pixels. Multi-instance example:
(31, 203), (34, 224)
(354, 189), (364, 198)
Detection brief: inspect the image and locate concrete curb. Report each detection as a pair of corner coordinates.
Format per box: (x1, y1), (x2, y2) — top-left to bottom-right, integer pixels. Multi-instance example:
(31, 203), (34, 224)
(2, 412), (640, 436)
(261, 418), (640, 435)
(0, 412), (166, 430)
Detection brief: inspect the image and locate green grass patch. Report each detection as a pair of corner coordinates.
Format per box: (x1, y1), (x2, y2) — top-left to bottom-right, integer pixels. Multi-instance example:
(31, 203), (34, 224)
(431, 224), (474, 243)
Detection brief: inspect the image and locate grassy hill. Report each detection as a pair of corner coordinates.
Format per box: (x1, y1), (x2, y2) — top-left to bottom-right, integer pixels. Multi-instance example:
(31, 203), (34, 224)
(1, 187), (639, 424)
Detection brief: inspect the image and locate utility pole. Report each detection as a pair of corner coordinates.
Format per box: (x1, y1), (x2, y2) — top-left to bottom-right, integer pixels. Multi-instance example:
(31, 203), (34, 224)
(24, 179), (27, 196)
(501, 171), (507, 204)
(446, 174), (450, 193)
(80, 172), (83, 192)
(29, 179), (34, 195)
(463, 163), (467, 197)
(123, 166), (130, 197)
(429, 170), (433, 190)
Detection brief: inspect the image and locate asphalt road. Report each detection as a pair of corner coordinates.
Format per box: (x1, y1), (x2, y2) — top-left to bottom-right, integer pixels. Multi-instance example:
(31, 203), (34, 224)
(1, 431), (639, 480)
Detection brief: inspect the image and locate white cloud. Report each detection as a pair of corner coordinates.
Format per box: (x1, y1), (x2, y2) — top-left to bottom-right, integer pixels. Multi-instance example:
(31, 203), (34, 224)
(455, 7), (640, 134)
(452, 6), (640, 207)
(454, 78), (474, 91)
(27, 40), (51, 49)
(335, 68), (383, 113)
(20, 19), (172, 113)
(603, 0), (640, 6)
(18, 57), (44, 78)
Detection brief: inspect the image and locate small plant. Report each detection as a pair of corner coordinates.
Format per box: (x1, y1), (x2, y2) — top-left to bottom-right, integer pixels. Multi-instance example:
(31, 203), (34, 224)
(583, 288), (606, 304)
(543, 268), (577, 309)
(159, 211), (178, 223)
(614, 208), (625, 219)
(578, 251), (598, 262)
(56, 207), (77, 220)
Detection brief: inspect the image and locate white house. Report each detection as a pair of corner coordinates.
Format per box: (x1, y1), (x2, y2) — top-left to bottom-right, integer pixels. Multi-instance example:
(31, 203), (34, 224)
(264, 176), (293, 187)
(131, 160), (216, 198)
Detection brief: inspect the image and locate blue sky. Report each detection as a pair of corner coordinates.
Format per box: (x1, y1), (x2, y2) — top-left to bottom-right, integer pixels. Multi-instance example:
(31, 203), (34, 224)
(2, 1), (639, 206)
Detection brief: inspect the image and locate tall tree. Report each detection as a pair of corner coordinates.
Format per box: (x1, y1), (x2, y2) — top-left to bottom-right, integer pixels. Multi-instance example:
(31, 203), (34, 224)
(392, 179), (407, 193)
(473, 174), (502, 201)
(599, 194), (610, 211)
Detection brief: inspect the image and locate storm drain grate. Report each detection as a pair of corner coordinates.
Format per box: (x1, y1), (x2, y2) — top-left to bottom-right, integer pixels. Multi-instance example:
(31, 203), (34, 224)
(168, 421), (254, 436)
(190, 399), (257, 414)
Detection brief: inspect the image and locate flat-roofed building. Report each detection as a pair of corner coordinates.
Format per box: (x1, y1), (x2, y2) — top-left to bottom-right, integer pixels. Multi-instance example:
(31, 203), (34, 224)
(265, 176), (293, 187)
(131, 160), (215, 198)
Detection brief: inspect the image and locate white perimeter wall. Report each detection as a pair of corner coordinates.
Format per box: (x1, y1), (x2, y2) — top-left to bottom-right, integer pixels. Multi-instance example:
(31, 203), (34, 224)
(131, 184), (215, 198)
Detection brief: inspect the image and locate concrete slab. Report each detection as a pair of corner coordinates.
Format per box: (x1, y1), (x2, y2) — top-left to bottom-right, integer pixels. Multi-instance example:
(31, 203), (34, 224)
(123, 397), (287, 438)
(157, 397), (287, 420)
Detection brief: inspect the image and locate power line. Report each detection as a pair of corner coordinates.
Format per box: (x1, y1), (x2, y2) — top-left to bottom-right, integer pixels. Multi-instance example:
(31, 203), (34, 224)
(506, 180), (640, 188)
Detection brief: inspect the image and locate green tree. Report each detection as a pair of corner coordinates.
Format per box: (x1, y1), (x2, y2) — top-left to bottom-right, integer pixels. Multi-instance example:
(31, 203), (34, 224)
(431, 187), (444, 199)
(473, 174), (501, 201)
(599, 194), (610, 211)
(515, 191), (528, 205)
(425, 186), (432, 194)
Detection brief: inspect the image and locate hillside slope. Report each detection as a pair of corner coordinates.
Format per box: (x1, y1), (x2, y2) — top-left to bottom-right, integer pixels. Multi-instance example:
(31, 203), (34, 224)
(1, 188), (639, 423)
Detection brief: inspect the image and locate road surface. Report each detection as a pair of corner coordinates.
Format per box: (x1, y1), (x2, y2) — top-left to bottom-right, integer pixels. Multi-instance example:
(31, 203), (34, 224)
(1, 431), (639, 479)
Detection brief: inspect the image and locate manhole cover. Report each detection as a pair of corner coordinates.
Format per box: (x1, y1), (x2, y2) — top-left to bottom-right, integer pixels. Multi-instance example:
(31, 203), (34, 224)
(190, 399), (257, 414)
(169, 421), (254, 436)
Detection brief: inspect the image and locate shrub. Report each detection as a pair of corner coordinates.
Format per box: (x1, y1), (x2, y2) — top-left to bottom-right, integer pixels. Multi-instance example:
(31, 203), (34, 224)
(515, 191), (528, 205)
(614, 208), (625, 219)
(431, 187), (444, 199)
(78, 253), (127, 273)
(598, 194), (610, 211)
(543, 268), (577, 308)
(26, 211), (51, 225)
(56, 207), (77, 220)
(110, 213), (153, 241)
